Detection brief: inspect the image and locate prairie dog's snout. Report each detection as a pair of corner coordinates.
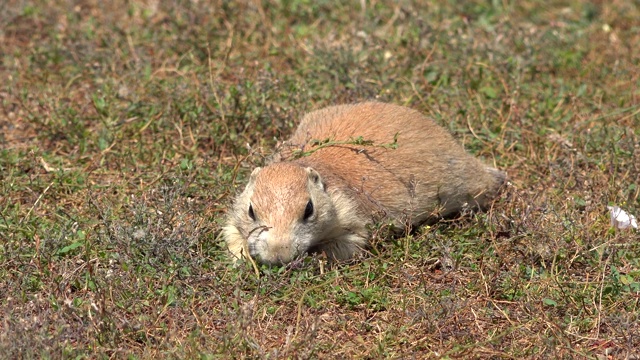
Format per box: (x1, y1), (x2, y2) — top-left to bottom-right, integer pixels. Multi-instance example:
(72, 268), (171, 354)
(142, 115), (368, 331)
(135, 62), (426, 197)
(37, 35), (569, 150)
(223, 102), (506, 265)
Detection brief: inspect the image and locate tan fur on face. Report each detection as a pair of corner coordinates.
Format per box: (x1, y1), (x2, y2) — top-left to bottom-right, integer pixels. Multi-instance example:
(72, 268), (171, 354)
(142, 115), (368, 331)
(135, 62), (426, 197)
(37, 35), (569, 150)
(224, 102), (505, 265)
(251, 164), (309, 229)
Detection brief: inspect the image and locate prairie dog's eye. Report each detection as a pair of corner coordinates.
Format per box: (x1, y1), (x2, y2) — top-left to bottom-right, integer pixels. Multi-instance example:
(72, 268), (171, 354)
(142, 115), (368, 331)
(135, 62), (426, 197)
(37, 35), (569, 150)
(303, 200), (314, 221)
(248, 203), (256, 221)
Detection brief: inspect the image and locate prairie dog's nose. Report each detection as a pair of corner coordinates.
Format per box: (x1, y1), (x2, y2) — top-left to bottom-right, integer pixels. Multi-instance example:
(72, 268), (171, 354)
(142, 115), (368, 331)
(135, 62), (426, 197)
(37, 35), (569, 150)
(259, 241), (296, 265)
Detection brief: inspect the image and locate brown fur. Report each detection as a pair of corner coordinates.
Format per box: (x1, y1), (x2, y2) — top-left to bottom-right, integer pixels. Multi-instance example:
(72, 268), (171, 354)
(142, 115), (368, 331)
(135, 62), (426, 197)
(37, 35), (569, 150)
(223, 102), (505, 265)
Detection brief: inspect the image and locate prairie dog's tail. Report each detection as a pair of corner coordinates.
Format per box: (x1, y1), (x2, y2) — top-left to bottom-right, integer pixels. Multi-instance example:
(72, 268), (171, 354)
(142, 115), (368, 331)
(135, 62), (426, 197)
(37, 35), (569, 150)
(487, 166), (506, 187)
(484, 166), (507, 203)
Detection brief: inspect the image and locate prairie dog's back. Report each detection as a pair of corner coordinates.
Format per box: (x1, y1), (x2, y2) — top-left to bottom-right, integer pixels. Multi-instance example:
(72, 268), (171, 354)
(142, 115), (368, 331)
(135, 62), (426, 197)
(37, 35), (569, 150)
(289, 103), (451, 147)
(281, 102), (504, 226)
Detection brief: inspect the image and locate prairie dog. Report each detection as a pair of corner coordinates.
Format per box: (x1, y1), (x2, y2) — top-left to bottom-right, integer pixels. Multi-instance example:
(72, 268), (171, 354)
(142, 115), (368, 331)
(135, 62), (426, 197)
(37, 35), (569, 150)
(223, 102), (505, 265)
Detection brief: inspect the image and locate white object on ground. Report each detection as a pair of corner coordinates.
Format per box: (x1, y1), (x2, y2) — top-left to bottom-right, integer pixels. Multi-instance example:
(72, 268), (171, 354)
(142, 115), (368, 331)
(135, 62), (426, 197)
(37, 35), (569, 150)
(607, 205), (638, 230)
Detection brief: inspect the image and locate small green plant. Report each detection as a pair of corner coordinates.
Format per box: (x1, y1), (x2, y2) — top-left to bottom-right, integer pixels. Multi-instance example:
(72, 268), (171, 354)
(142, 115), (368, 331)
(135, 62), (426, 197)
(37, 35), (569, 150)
(604, 266), (640, 297)
(291, 133), (399, 158)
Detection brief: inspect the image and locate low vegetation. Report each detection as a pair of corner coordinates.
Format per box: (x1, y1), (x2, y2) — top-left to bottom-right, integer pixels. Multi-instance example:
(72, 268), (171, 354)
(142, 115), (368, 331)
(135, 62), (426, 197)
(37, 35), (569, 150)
(1, 0), (638, 358)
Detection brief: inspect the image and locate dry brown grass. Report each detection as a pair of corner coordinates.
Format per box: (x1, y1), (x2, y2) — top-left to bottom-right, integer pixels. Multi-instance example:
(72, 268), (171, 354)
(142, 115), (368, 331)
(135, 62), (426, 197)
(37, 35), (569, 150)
(1, 0), (639, 358)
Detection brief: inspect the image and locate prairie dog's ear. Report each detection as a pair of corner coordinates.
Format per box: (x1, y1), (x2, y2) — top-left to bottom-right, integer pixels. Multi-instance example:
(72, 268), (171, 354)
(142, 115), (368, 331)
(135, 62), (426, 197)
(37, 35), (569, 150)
(305, 167), (325, 191)
(238, 167), (262, 198)
(247, 167), (262, 184)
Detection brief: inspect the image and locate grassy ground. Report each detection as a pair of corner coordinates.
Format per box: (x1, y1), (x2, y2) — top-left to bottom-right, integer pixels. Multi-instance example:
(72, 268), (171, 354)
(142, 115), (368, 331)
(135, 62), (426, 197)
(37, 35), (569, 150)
(1, 0), (639, 358)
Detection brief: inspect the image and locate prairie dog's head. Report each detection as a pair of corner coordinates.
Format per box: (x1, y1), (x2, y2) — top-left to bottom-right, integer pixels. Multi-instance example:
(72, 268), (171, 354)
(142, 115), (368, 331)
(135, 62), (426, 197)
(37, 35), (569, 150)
(224, 163), (337, 265)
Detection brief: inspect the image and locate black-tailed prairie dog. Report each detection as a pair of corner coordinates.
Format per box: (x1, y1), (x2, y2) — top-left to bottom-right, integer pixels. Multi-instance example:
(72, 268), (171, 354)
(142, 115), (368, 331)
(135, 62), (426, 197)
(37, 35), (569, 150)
(223, 102), (505, 265)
